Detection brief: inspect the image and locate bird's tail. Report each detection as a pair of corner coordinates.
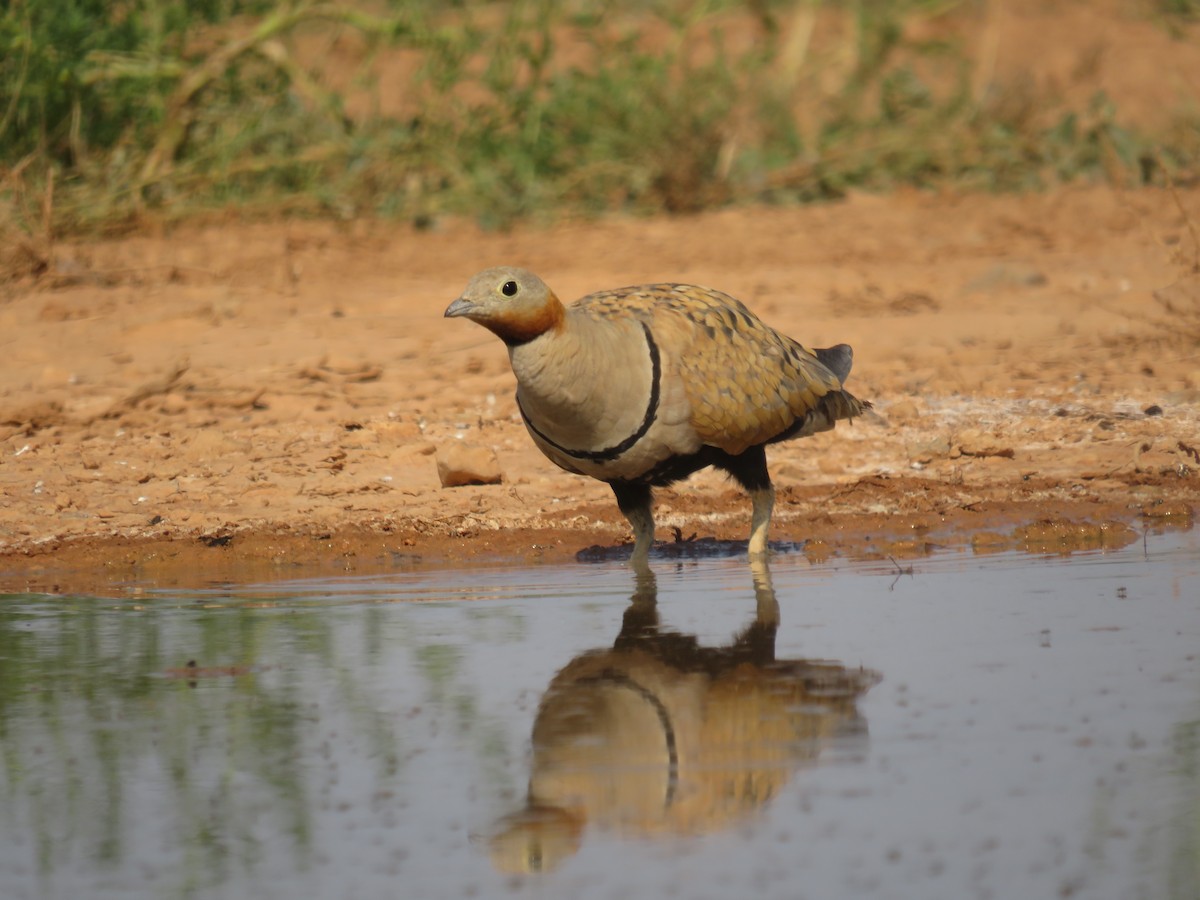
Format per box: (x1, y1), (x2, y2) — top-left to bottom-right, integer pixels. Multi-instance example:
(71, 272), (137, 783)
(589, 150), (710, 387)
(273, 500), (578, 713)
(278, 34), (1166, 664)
(770, 341), (872, 443)
(770, 387), (870, 444)
(814, 344), (854, 383)
(813, 342), (870, 426)
(820, 388), (871, 424)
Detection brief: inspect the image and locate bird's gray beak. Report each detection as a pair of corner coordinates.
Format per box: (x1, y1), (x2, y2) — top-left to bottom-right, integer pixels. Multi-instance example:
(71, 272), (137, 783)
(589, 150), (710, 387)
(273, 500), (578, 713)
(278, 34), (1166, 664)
(444, 296), (477, 319)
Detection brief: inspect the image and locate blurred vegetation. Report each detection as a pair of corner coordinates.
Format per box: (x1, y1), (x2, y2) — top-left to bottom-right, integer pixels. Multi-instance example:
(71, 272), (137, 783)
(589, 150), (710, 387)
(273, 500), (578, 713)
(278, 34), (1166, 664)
(0, 588), (523, 892)
(0, 0), (1197, 235)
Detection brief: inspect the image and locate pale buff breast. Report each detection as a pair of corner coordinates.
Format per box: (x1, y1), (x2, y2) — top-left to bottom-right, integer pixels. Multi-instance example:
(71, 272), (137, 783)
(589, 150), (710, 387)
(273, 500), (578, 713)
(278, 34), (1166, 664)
(509, 309), (702, 481)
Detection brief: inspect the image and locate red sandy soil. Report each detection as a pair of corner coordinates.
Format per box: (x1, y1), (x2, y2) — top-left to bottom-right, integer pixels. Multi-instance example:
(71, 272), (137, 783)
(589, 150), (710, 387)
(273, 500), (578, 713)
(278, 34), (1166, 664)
(2, 0), (1199, 594)
(2, 183), (1197, 594)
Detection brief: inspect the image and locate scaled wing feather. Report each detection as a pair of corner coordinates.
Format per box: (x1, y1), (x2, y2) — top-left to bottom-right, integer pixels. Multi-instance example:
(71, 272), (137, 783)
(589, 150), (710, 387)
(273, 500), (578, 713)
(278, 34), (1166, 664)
(577, 284), (853, 455)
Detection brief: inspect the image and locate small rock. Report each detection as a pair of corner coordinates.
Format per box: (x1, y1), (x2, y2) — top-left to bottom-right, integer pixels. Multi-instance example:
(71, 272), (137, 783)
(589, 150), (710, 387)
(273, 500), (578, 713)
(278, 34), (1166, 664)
(886, 399), (921, 424)
(437, 443), (502, 487)
(905, 435), (952, 463)
(1, 400), (64, 430)
(187, 430), (251, 456)
(956, 428), (1016, 459)
(1143, 404), (1163, 417)
(160, 392), (189, 415)
(888, 292), (941, 315)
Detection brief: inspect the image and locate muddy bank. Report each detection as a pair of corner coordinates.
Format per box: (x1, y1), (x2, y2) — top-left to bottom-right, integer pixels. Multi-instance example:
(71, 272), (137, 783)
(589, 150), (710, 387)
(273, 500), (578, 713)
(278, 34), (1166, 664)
(2, 185), (1198, 594)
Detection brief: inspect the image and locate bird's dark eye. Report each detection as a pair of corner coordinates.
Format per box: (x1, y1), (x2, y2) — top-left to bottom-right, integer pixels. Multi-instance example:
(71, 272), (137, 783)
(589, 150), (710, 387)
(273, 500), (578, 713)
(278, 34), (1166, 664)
(501, 280), (519, 297)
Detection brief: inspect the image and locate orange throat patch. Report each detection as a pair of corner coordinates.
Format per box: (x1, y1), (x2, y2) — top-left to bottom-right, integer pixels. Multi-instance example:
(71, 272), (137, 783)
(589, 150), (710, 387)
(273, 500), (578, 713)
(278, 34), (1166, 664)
(488, 296), (567, 346)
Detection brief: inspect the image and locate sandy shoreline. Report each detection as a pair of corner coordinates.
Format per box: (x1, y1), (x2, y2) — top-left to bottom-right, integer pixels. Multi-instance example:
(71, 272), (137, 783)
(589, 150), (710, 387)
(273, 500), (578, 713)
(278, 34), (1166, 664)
(2, 185), (1198, 594)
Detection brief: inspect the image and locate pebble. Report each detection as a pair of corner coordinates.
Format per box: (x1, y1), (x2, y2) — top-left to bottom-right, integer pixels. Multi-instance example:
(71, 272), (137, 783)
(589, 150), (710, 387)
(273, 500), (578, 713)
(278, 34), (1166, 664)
(885, 399), (920, 424)
(905, 435), (952, 463)
(437, 443), (503, 487)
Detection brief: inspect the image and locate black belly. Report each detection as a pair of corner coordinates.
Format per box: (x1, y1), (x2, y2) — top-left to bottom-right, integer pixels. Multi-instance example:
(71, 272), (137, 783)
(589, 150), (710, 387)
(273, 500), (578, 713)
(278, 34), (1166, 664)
(612, 443), (771, 492)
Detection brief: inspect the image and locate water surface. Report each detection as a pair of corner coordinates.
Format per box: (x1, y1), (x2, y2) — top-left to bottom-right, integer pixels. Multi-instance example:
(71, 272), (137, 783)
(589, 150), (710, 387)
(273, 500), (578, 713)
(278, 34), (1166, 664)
(1, 531), (1197, 900)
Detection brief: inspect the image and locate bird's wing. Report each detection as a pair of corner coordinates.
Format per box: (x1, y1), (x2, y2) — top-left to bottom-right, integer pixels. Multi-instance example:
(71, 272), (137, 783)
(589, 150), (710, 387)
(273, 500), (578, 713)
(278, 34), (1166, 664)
(577, 285), (860, 455)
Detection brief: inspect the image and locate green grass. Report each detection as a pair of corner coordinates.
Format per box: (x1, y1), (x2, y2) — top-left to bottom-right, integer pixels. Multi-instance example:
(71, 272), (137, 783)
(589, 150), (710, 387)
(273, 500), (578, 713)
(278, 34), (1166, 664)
(0, 0), (1198, 239)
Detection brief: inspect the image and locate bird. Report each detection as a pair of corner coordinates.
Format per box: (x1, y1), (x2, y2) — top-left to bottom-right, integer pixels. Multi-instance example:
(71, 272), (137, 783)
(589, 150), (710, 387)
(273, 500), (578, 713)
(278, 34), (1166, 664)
(445, 267), (869, 564)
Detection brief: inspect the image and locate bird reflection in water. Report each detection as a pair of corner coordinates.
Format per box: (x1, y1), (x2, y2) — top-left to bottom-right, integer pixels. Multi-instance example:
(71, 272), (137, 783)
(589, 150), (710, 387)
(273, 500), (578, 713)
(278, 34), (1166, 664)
(488, 560), (880, 874)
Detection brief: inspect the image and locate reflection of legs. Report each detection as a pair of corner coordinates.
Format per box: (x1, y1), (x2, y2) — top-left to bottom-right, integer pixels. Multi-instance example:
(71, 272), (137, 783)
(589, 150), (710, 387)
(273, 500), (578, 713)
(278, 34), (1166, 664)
(611, 481), (654, 566)
(617, 566), (659, 643)
(731, 556), (778, 664)
(616, 558), (779, 667)
(750, 556), (780, 628)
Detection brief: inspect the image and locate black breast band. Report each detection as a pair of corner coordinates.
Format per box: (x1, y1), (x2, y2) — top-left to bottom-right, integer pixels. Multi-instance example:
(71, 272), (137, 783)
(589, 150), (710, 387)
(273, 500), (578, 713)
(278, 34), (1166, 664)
(578, 669), (678, 808)
(517, 321), (662, 464)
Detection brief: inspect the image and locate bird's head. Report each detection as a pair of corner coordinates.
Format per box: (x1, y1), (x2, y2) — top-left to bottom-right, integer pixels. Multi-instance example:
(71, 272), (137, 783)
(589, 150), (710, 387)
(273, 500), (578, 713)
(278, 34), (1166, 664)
(445, 267), (566, 346)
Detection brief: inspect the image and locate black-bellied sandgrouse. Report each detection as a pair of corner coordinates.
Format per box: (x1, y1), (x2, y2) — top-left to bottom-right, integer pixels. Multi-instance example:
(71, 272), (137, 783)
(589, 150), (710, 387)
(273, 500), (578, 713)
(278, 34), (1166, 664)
(445, 267), (869, 564)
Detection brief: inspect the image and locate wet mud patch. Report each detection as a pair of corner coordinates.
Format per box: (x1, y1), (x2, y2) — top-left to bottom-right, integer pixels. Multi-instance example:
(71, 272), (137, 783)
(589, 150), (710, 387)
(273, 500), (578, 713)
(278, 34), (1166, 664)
(576, 535), (808, 563)
(0, 496), (1191, 598)
(2, 185), (1199, 593)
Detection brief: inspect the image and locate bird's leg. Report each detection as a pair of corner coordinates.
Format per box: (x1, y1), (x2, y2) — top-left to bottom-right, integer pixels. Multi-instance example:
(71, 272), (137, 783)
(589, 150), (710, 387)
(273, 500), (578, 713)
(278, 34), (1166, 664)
(748, 485), (775, 557)
(718, 445), (774, 557)
(610, 481), (655, 566)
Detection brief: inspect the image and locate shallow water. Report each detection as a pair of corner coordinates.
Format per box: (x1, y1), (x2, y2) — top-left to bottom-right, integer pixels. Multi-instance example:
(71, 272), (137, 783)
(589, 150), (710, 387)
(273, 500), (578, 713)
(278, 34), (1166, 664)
(1, 530), (1197, 900)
